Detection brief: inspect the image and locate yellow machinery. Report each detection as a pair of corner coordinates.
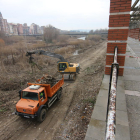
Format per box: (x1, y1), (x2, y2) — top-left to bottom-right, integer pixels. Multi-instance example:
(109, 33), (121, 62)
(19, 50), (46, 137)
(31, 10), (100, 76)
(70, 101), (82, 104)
(26, 50), (80, 80)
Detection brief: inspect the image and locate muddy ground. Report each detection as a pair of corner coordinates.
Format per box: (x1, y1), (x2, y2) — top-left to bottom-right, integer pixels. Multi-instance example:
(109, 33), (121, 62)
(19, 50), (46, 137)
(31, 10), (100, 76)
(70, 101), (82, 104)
(0, 40), (107, 140)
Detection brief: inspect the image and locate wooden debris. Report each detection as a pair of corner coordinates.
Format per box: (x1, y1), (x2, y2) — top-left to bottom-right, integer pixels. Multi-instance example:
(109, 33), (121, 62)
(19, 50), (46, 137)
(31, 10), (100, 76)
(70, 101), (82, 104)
(36, 74), (57, 87)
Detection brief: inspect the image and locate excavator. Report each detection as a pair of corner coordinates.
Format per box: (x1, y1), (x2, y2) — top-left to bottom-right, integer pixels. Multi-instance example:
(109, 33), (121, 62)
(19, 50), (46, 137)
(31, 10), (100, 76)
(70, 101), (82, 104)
(26, 50), (80, 80)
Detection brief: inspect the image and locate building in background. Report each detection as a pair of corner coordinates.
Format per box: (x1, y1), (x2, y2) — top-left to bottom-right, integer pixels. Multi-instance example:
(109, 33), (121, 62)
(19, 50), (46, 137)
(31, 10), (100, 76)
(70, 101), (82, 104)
(8, 23), (18, 35)
(17, 24), (23, 35)
(41, 26), (45, 34)
(30, 23), (38, 35)
(23, 23), (29, 35)
(37, 25), (42, 34)
(0, 12), (4, 32)
(3, 19), (9, 34)
(8, 23), (13, 35)
(0, 11), (45, 35)
(12, 24), (18, 35)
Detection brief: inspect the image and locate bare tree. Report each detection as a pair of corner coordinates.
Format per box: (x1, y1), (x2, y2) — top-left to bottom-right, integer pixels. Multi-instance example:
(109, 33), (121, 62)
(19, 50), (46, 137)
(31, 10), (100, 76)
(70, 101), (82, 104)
(43, 25), (59, 43)
(89, 30), (94, 34)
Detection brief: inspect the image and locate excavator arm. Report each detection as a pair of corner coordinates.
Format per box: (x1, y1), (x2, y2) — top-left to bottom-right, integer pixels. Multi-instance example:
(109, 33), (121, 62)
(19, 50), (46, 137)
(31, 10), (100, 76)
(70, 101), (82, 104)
(26, 49), (80, 80)
(26, 50), (67, 62)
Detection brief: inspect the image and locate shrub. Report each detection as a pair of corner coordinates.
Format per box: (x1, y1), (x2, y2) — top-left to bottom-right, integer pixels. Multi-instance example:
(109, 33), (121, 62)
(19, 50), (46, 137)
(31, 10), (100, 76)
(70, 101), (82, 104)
(57, 35), (69, 43)
(88, 35), (101, 41)
(0, 38), (5, 47)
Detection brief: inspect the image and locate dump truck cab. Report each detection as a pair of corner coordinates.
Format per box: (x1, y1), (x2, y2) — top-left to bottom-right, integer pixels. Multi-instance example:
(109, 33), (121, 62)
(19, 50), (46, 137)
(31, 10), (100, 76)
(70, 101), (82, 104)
(16, 85), (47, 118)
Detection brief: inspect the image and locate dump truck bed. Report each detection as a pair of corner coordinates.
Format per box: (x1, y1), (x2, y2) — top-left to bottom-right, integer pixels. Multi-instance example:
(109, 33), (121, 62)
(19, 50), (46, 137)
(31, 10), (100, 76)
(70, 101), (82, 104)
(27, 77), (64, 97)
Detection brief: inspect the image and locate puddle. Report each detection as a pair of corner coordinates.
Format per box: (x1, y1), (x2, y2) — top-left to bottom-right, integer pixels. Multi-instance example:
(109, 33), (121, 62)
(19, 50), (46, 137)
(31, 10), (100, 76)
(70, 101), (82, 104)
(73, 50), (79, 55)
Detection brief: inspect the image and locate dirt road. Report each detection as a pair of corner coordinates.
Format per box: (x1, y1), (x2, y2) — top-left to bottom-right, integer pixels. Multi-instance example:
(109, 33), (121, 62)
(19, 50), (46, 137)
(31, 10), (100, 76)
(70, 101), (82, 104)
(0, 41), (107, 140)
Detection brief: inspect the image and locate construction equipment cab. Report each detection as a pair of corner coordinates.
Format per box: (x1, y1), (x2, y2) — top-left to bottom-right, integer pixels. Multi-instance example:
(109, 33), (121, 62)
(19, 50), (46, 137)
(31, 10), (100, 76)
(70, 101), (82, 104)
(15, 75), (64, 122)
(58, 61), (80, 74)
(26, 50), (80, 80)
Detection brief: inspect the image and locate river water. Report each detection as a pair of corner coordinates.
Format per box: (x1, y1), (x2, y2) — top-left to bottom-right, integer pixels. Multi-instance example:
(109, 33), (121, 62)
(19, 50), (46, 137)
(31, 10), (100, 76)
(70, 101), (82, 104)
(77, 37), (86, 40)
(73, 37), (86, 55)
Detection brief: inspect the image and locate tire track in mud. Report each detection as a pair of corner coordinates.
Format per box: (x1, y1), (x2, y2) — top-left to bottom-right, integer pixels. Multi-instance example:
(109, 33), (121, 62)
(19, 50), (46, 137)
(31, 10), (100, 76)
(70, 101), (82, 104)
(0, 41), (107, 140)
(0, 117), (34, 140)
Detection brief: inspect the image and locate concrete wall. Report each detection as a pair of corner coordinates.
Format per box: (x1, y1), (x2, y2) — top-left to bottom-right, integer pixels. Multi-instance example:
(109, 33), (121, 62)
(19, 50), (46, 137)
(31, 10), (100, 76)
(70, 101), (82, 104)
(105, 0), (132, 76)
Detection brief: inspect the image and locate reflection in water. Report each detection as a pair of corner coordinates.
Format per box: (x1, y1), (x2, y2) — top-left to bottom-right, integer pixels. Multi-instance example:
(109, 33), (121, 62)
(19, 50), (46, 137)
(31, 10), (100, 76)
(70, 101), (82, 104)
(78, 37), (86, 40)
(73, 37), (86, 55)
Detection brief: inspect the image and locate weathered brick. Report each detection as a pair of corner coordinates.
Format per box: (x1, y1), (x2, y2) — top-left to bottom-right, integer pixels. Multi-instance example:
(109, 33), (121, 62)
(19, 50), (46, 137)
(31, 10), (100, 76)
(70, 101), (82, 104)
(110, 0), (131, 13)
(105, 67), (124, 76)
(106, 55), (125, 66)
(108, 29), (128, 40)
(107, 43), (127, 54)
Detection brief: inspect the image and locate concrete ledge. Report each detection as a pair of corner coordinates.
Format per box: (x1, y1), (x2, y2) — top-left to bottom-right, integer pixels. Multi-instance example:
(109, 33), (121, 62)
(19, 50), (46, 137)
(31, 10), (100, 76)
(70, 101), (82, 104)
(95, 96), (108, 108)
(124, 75), (140, 82)
(116, 124), (130, 140)
(116, 77), (130, 139)
(116, 110), (129, 126)
(91, 106), (107, 121)
(85, 75), (109, 140)
(84, 75), (130, 140)
(116, 99), (127, 111)
(85, 119), (106, 140)
(85, 135), (96, 140)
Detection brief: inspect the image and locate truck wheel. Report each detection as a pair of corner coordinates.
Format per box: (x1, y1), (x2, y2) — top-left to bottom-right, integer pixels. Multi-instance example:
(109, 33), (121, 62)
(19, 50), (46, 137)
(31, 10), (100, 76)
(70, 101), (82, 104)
(57, 90), (62, 100)
(38, 109), (46, 122)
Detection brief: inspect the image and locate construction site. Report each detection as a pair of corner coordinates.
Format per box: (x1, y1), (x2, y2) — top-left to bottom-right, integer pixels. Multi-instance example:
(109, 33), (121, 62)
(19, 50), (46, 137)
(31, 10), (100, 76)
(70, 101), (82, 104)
(0, 0), (140, 140)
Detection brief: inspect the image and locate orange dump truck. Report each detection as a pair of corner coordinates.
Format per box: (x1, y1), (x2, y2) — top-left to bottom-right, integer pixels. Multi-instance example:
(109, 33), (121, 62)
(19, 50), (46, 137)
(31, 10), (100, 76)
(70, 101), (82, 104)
(15, 76), (64, 122)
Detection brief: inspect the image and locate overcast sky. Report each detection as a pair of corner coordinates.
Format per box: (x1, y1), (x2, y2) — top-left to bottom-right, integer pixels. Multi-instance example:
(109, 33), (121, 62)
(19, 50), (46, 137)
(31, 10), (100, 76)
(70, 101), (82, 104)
(0, 0), (138, 30)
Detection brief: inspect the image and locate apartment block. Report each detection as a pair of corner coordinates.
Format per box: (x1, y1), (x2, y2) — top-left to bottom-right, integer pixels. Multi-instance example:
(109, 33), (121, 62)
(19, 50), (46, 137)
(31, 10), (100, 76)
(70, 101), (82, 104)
(0, 11), (45, 35)
(0, 12), (4, 32)
(17, 24), (23, 35)
(23, 23), (29, 35)
(3, 19), (9, 34)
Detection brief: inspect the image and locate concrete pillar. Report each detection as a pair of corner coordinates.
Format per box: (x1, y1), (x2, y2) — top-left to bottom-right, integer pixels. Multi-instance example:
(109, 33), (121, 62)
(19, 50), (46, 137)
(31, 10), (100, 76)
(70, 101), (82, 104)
(105, 0), (132, 76)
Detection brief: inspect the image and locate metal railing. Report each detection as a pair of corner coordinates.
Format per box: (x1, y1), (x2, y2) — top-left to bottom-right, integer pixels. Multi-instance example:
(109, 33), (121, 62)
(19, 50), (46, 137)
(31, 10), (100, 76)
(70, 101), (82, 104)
(105, 46), (119, 140)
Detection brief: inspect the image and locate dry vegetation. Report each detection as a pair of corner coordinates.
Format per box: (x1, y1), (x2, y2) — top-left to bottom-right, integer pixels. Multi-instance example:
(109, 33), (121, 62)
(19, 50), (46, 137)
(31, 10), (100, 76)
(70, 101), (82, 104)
(0, 30), (108, 140)
(0, 32), (106, 113)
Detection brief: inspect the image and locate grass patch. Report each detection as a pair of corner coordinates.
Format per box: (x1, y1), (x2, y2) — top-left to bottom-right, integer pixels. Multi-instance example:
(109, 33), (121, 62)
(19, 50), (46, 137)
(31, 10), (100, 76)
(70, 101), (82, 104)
(85, 66), (95, 75)
(83, 98), (96, 106)
(0, 107), (7, 112)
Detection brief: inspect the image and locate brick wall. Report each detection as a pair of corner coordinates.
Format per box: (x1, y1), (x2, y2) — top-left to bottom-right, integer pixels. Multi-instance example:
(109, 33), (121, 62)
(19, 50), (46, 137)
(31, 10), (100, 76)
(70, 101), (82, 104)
(134, 28), (140, 40)
(105, 67), (124, 75)
(107, 43), (127, 54)
(108, 29), (129, 40)
(105, 0), (131, 76)
(128, 28), (140, 40)
(139, 31), (140, 41)
(110, 0), (131, 13)
(109, 14), (130, 27)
